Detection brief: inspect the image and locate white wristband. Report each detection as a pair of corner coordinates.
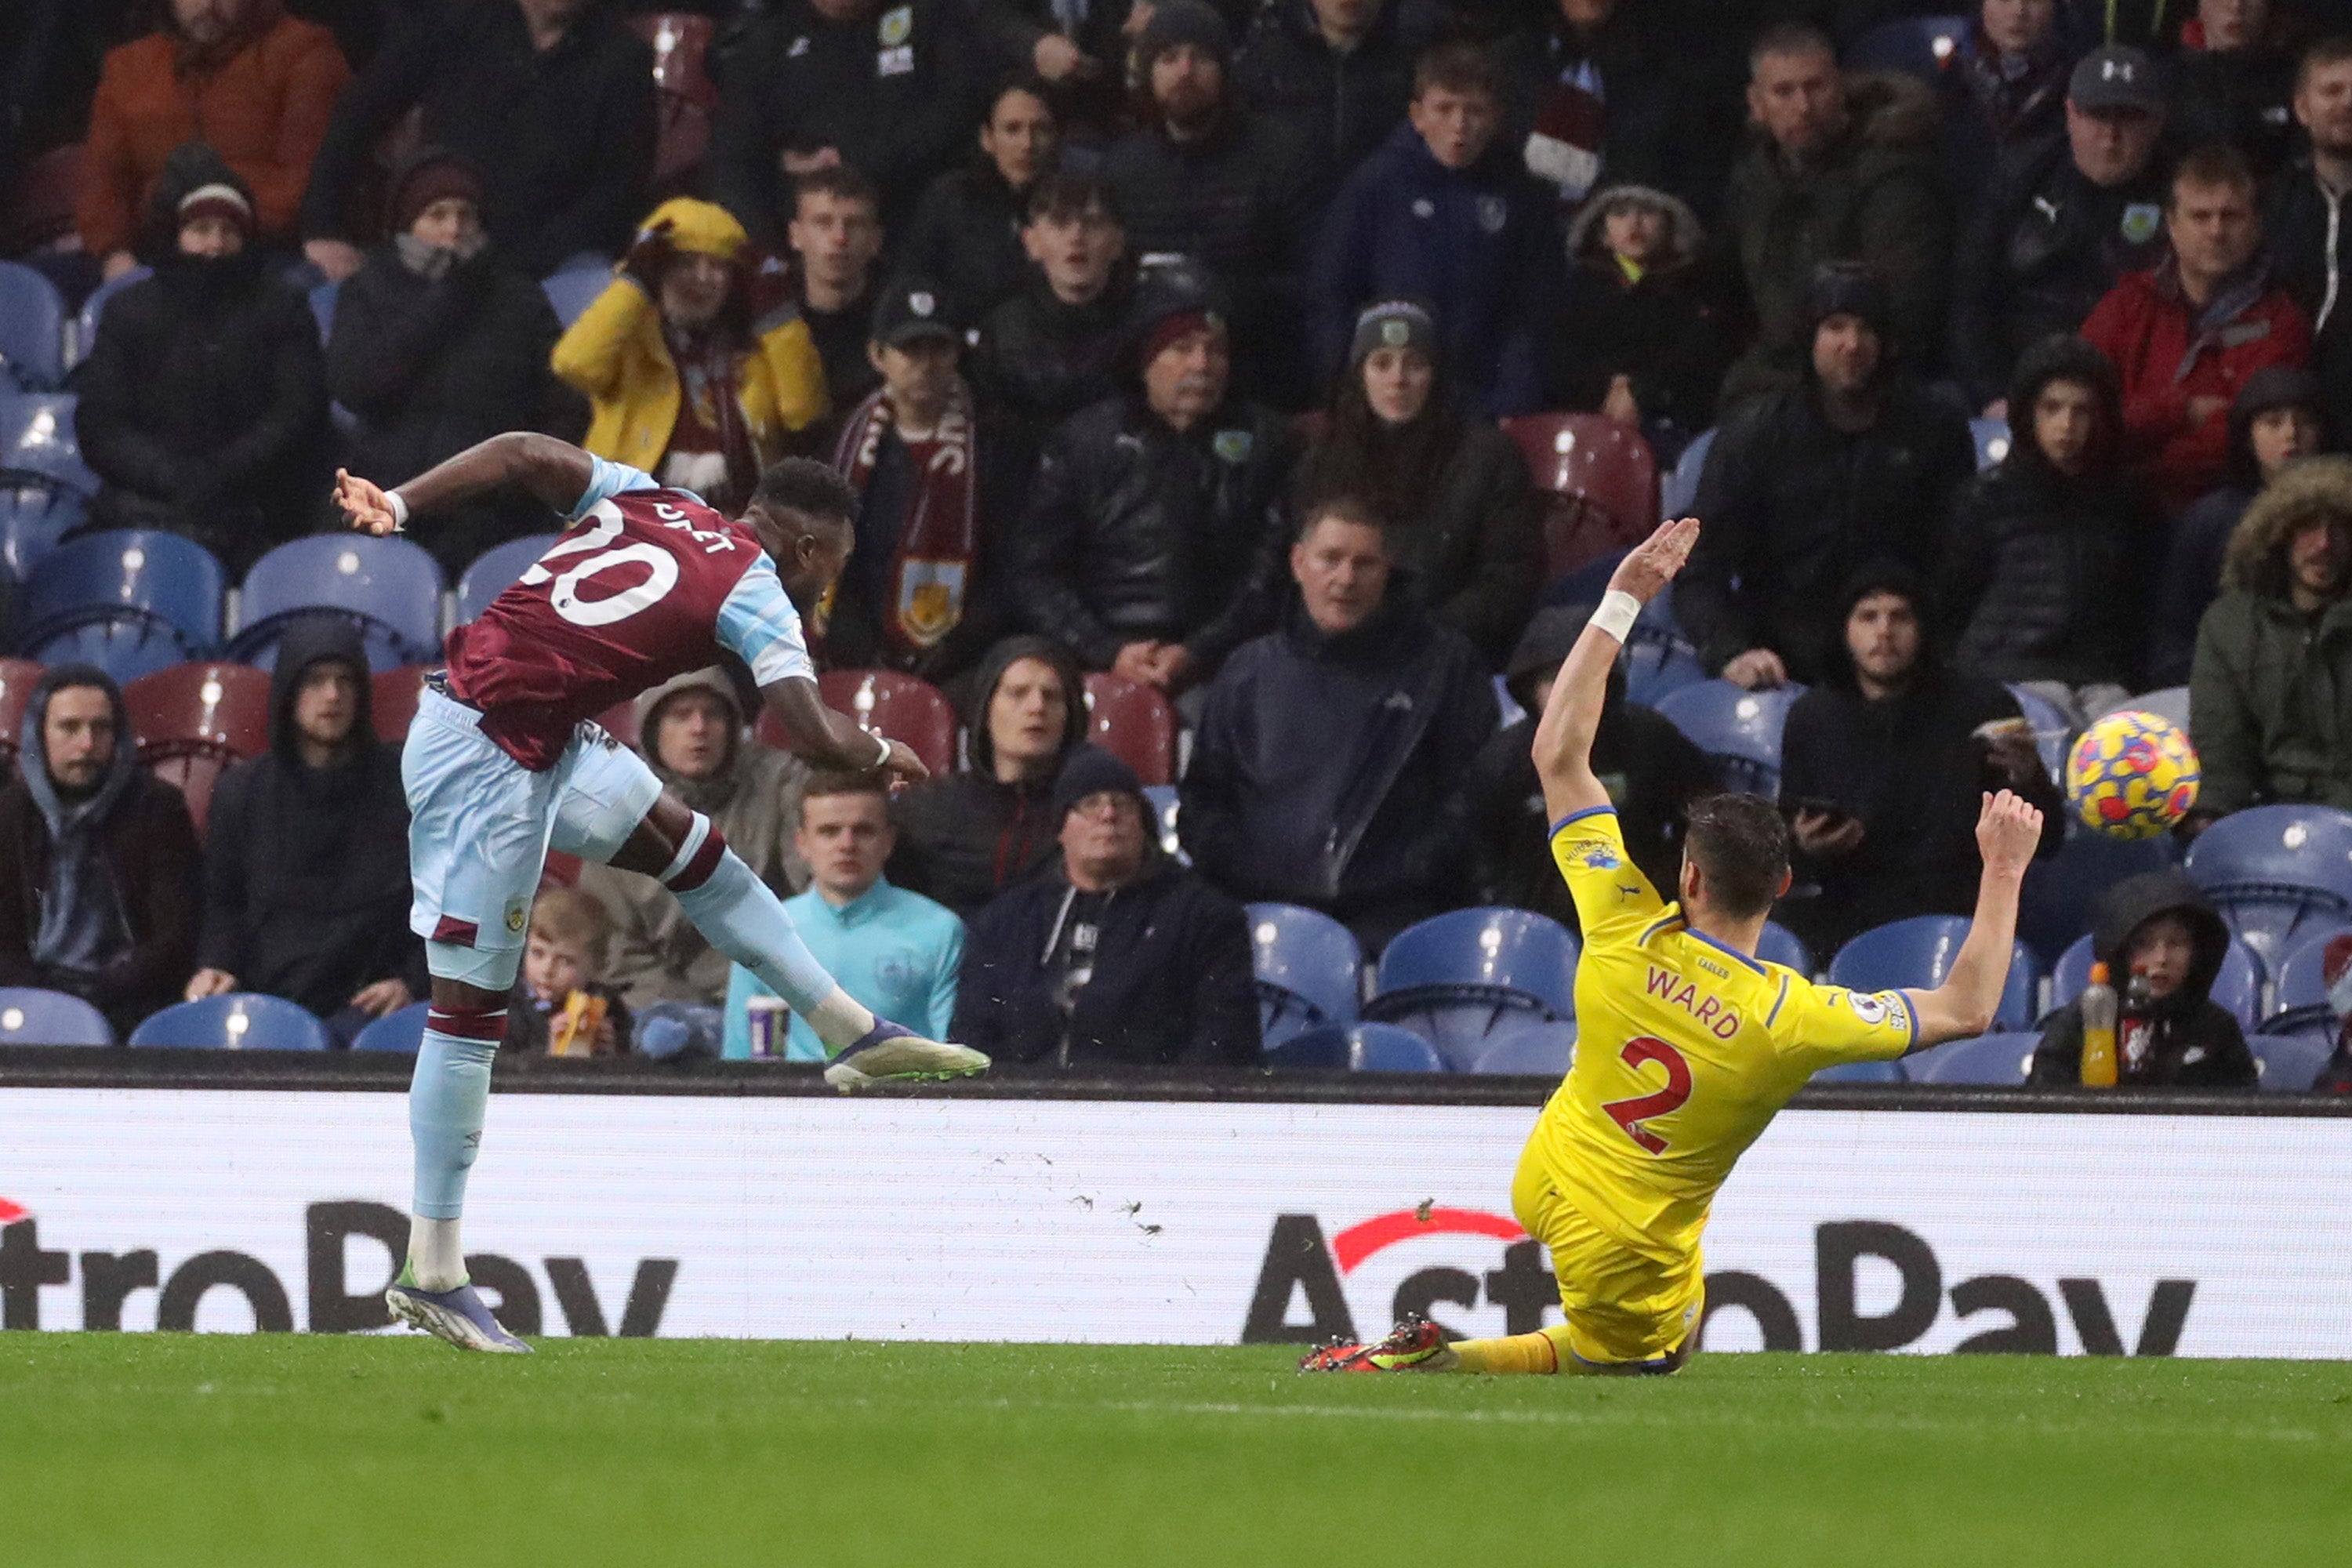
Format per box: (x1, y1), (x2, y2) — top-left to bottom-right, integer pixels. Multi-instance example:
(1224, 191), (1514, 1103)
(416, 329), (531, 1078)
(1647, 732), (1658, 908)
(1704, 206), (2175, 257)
(869, 730), (894, 769)
(1588, 590), (1641, 644)
(385, 488), (409, 531)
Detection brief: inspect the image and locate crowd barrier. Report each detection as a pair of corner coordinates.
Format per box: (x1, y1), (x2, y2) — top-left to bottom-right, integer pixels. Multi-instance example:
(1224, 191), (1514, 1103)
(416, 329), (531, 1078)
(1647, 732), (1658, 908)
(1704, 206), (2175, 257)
(2, 1051), (2347, 1356)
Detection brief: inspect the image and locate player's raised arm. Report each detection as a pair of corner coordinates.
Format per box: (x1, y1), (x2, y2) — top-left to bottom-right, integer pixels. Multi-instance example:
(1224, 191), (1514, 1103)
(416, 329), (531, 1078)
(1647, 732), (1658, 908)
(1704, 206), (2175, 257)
(334, 432), (597, 535)
(1532, 517), (1700, 822)
(1904, 790), (2045, 1050)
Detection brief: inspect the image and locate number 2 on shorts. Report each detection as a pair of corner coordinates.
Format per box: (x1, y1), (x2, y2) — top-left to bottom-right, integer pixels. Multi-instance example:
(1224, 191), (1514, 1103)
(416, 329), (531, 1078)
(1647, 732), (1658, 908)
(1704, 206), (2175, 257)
(1601, 1036), (1692, 1154)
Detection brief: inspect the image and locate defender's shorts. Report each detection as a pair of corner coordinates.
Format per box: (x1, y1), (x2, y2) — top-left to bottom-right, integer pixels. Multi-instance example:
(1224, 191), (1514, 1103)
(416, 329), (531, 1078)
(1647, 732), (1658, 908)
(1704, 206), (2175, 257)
(1511, 1141), (1704, 1369)
(402, 687), (663, 989)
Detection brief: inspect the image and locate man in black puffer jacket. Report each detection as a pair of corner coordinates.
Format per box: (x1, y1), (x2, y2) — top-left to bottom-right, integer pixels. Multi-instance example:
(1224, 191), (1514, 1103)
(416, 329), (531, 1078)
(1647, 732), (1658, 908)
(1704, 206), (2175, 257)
(1014, 263), (1294, 698)
(184, 615), (423, 1042)
(2030, 870), (2258, 1088)
(1943, 333), (2160, 724)
(975, 174), (1134, 448)
(72, 142), (327, 573)
(1236, 0), (1421, 223)
(1181, 499), (1497, 951)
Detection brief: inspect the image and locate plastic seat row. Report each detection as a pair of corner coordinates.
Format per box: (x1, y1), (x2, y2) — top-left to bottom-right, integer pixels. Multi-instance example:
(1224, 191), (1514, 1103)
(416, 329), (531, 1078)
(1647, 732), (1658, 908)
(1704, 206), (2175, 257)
(0, 988), (429, 1051)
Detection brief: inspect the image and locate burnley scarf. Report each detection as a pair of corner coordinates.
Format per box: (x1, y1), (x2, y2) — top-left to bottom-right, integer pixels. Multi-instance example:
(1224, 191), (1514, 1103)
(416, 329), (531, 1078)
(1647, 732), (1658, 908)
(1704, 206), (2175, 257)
(832, 381), (980, 654)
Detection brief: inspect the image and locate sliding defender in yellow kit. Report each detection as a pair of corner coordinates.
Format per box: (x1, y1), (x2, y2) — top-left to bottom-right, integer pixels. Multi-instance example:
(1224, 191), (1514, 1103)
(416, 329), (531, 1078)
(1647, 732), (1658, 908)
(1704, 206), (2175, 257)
(1304, 518), (2045, 1376)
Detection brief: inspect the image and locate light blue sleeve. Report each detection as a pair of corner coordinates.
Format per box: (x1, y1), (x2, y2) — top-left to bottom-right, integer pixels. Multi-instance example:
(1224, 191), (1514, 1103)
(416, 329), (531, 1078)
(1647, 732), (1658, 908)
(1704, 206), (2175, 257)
(927, 913), (964, 1040)
(714, 554), (816, 687)
(564, 455), (660, 522)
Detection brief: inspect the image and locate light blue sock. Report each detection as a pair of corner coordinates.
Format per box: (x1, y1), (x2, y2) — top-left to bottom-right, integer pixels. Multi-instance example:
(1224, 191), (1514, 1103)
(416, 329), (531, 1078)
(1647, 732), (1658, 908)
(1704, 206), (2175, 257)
(672, 849), (866, 1043)
(409, 1024), (499, 1221)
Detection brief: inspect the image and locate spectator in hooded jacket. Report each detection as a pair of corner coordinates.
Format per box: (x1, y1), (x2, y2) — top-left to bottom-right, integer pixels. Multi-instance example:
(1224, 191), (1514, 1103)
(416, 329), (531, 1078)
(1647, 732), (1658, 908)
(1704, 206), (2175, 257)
(825, 278), (1025, 687)
(2189, 452), (2352, 817)
(1936, 0), (2078, 216)
(1777, 564), (2062, 956)
(552, 198), (826, 517)
(1678, 264), (1977, 688)
(73, 143), (328, 574)
(183, 616), (422, 1041)
(2029, 870), (2258, 1087)
(2265, 36), (2352, 437)
(887, 635), (1089, 916)
(1237, 0), (1423, 220)
(900, 76), (1062, 325)
(1948, 43), (2171, 416)
(1311, 40), (1562, 416)
(574, 669), (811, 1010)
(2082, 143), (2314, 513)
(1294, 300), (1541, 666)
(955, 746), (1260, 1069)
(2151, 363), (2332, 684)
(1504, 0), (1690, 211)
(1546, 183), (1729, 456)
(1944, 334), (2161, 724)
(325, 148), (574, 579)
(298, 0), (655, 281)
(1467, 604), (1715, 935)
(1102, 0), (1319, 404)
(1181, 497), (1498, 951)
(78, 0), (349, 279)
(1718, 24), (1947, 407)
(706, 0), (995, 245)
(0, 666), (200, 1039)
(1014, 262), (1296, 698)
(975, 173), (1133, 445)
(2171, 0), (2299, 176)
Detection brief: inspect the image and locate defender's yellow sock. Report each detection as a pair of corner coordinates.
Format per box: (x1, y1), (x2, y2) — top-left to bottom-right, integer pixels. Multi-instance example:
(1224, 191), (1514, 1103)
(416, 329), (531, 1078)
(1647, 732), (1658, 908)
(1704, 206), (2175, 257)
(1449, 1325), (1577, 1374)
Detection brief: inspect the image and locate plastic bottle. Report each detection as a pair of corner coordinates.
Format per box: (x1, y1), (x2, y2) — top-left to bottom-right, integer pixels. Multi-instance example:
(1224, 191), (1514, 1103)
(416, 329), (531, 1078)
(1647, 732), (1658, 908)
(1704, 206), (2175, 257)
(2120, 971), (2155, 1081)
(2080, 961), (2118, 1087)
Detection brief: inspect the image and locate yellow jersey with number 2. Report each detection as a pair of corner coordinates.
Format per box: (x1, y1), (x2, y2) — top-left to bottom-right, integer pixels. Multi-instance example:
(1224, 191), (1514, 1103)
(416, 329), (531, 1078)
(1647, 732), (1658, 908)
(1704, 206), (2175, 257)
(1525, 806), (1918, 1266)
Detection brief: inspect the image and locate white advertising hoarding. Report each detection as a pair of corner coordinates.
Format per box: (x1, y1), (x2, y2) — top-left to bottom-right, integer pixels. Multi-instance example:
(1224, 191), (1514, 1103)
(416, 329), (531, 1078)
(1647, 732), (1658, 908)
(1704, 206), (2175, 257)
(3, 1089), (2347, 1356)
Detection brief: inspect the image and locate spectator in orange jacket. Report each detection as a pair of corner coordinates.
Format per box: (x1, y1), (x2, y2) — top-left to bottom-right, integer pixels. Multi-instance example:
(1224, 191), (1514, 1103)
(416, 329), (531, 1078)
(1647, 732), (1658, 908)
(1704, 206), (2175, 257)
(77, 0), (349, 278)
(2081, 143), (2312, 513)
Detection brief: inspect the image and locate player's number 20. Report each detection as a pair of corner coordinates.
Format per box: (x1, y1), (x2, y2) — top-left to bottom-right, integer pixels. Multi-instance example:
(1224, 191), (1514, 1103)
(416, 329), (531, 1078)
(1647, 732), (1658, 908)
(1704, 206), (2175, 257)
(1601, 1036), (1692, 1155)
(521, 510), (681, 627)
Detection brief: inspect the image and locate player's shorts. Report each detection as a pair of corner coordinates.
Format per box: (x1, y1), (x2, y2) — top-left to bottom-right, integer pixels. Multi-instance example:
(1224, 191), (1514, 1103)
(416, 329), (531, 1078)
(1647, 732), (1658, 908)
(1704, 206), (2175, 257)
(401, 685), (663, 989)
(1511, 1142), (1704, 1369)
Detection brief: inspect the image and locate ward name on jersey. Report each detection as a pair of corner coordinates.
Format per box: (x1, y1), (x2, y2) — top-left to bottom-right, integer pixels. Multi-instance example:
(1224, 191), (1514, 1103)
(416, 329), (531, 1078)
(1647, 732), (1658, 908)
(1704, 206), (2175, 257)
(443, 459), (815, 771)
(1526, 806), (1917, 1264)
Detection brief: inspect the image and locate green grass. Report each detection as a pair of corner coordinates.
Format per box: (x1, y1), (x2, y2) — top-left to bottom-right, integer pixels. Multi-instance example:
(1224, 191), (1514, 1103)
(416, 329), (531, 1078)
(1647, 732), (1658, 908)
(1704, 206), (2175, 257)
(3, 1338), (2347, 1566)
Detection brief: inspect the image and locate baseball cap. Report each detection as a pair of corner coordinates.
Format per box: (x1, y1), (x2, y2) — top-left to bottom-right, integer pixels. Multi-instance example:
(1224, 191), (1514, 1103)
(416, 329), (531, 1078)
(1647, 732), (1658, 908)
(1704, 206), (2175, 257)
(2068, 45), (2165, 115)
(869, 278), (961, 348)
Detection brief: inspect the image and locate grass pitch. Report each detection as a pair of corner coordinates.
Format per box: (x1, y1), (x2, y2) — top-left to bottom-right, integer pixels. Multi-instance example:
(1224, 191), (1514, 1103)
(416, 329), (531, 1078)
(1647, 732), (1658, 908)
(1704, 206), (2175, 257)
(3, 1338), (2347, 1566)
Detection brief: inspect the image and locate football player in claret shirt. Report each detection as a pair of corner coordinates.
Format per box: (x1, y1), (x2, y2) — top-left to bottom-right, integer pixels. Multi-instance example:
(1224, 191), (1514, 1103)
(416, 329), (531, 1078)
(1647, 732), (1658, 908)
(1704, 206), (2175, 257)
(333, 433), (988, 1354)
(1305, 519), (2046, 1375)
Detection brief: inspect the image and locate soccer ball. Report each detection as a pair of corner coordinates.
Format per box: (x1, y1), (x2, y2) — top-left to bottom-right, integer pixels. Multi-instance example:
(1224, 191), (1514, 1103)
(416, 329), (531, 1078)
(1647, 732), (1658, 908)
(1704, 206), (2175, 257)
(2064, 710), (2200, 840)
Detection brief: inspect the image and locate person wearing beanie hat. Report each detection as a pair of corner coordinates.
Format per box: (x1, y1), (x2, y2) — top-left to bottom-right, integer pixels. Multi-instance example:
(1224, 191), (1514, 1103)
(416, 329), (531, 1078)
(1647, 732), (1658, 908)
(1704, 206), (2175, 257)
(1943, 331), (2159, 724)
(1310, 38), (1559, 416)
(552, 196), (826, 517)
(1777, 563), (2060, 955)
(326, 144), (571, 577)
(952, 745), (1260, 1069)
(2151, 363), (2336, 684)
(1679, 260), (1975, 689)
(1295, 298), (1542, 664)
(72, 140), (330, 573)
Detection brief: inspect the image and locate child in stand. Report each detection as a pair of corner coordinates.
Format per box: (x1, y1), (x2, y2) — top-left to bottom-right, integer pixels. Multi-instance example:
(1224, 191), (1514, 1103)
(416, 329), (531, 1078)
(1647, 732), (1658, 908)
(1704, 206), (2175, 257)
(2030, 871), (2256, 1087)
(507, 888), (633, 1057)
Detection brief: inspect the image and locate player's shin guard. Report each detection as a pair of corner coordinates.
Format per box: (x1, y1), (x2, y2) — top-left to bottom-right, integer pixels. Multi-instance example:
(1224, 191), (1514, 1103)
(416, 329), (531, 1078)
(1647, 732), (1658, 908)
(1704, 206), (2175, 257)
(662, 818), (874, 1051)
(408, 1004), (505, 1287)
(1450, 1326), (1577, 1374)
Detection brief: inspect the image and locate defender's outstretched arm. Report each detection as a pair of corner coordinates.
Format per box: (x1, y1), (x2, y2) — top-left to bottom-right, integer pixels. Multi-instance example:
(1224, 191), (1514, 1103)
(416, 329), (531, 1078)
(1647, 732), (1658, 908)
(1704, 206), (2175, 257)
(336, 432), (597, 533)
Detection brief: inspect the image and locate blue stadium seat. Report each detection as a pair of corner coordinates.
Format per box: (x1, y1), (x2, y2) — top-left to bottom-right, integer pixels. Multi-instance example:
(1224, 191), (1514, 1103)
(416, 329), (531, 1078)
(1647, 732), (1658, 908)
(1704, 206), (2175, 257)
(1247, 902), (1361, 1055)
(0, 260), (67, 391)
(1262, 1021), (1446, 1073)
(2016, 826), (2175, 970)
(2002, 682), (2071, 782)
(25, 620), (194, 686)
(1843, 14), (1968, 77)
(2045, 930), (2264, 1029)
(307, 279), (339, 341)
(0, 987), (112, 1045)
(130, 993), (332, 1051)
(2183, 804), (2352, 967)
(1828, 915), (2041, 1029)
(543, 265), (612, 328)
(1468, 1017), (1574, 1076)
(1623, 637), (1708, 708)
(1757, 921), (1814, 977)
(1141, 782), (1183, 860)
(1365, 907), (1577, 1069)
(0, 392), (100, 497)
(456, 534), (559, 623)
(18, 529), (225, 655)
(2260, 924), (2349, 1034)
(351, 1002), (428, 1053)
(1906, 1032), (2037, 1086)
(228, 533), (446, 671)
(1654, 679), (1802, 797)
(2110, 685), (2188, 731)
(1657, 426), (1712, 521)
(2250, 1028), (2333, 1092)
(1812, 1058), (1905, 1084)
(1969, 416), (2013, 470)
(0, 483), (84, 580)
(71, 265), (151, 365)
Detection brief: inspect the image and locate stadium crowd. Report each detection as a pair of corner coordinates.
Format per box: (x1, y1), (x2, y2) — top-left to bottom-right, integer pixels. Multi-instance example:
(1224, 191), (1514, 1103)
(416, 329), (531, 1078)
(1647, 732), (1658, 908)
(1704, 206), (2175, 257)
(4, 0), (2352, 1089)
